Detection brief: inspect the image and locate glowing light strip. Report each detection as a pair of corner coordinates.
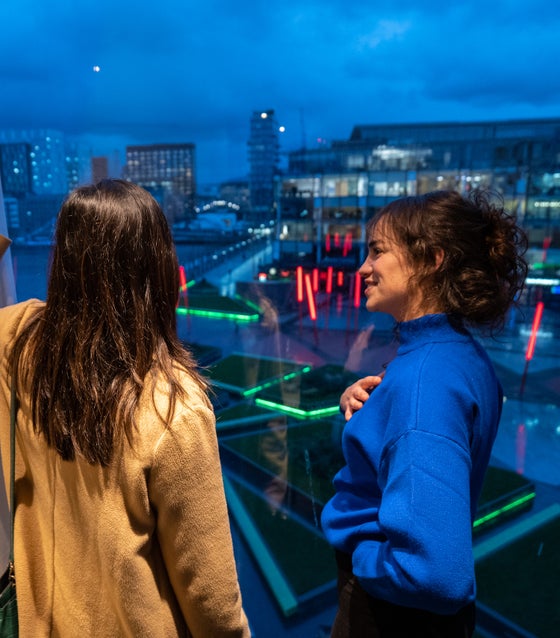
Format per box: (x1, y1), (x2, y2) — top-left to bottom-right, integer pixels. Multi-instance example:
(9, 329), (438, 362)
(255, 398), (341, 419)
(235, 295), (261, 312)
(353, 272), (361, 308)
(242, 366), (312, 397)
(176, 307), (259, 322)
(296, 266), (303, 303)
(312, 268), (319, 293)
(473, 492), (536, 528)
(526, 277), (560, 286)
(304, 273), (317, 321)
(525, 301), (544, 361)
(326, 266), (333, 294)
(179, 265), (187, 290)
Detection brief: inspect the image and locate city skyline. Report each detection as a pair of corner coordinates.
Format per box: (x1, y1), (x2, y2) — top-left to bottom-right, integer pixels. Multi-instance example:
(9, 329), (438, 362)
(1, 0), (560, 184)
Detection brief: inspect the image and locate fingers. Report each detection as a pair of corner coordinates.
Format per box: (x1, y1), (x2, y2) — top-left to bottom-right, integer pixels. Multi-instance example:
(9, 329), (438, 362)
(340, 374), (385, 421)
(359, 375), (383, 392)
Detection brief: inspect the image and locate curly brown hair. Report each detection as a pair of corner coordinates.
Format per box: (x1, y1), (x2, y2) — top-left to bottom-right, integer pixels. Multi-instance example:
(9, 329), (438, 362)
(369, 189), (528, 333)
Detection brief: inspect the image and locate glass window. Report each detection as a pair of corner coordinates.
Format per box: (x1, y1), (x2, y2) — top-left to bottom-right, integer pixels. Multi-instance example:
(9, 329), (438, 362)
(2, 8), (559, 638)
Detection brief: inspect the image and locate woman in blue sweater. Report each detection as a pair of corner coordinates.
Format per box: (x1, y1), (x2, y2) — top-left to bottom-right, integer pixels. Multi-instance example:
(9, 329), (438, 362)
(321, 189), (528, 637)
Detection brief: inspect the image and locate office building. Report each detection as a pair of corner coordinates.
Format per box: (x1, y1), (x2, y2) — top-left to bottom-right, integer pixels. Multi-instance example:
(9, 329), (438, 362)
(0, 143), (33, 196)
(277, 117), (560, 264)
(124, 143), (196, 222)
(248, 110), (280, 220)
(0, 129), (69, 195)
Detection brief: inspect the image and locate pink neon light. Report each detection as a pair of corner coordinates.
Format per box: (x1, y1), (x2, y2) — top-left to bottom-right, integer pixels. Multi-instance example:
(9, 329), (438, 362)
(326, 266), (333, 294)
(312, 268), (319, 292)
(334, 232), (340, 248)
(325, 234), (331, 252)
(525, 301), (544, 361)
(296, 266), (304, 302)
(304, 273), (317, 320)
(353, 272), (361, 307)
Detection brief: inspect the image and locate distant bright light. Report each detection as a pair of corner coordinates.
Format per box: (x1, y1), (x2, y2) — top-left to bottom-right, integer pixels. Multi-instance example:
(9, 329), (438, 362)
(260, 112), (268, 119)
(93, 65), (101, 72)
(279, 126), (286, 133)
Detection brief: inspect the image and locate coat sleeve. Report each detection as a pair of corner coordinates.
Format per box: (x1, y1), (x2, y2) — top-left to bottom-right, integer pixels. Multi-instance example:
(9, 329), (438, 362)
(149, 398), (250, 637)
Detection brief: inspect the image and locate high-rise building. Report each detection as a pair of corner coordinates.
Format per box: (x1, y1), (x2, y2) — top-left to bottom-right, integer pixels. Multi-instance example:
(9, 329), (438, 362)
(0, 143), (33, 196)
(65, 140), (92, 190)
(124, 143), (196, 222)
(0, 129), (69, 195)
(248, 110), (279, 219)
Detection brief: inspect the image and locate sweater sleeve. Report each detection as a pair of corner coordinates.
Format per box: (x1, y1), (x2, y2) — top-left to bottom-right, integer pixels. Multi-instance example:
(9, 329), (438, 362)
(149, 400), (250, 637)
(352, 428), (475, 614)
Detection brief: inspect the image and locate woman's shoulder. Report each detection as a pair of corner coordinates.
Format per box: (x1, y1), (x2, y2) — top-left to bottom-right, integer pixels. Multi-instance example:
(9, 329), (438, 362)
(0, 298), (43, 341)
(141, 367), (213, 426)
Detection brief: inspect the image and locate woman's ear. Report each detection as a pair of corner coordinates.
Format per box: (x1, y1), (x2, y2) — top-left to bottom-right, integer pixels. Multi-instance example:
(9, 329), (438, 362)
(434, 248), (445, 271)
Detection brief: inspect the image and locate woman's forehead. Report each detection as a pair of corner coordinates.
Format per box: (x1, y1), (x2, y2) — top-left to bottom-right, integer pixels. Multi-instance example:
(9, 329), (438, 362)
(369, 216), (396, 242)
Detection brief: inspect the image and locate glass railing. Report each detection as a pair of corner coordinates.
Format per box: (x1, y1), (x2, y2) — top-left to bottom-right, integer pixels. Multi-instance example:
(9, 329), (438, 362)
(8, 237), (560, 638)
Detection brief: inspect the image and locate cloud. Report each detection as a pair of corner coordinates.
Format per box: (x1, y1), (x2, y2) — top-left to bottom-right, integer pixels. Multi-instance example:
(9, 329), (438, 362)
(1, 0), (560, 182)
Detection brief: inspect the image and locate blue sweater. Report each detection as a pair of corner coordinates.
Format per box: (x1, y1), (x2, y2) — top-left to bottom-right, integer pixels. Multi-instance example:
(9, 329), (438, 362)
(321, 313), (501, 614)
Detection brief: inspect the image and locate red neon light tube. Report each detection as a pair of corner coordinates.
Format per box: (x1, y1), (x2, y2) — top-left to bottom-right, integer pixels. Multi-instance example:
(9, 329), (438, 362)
(304, 273), (317, 321)
(179, 265), (187, 290)
(337, 271), (344, 287)
(525, 301), (544, 361)
(312, 268), (319, 292)
(326, 266), (333, 294)
(353, 272), (361, 308)
(296, 266), (303, 303)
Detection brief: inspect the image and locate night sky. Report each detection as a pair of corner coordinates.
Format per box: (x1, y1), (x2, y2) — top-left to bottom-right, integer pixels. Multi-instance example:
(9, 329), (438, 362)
(1, 0), (560, 183)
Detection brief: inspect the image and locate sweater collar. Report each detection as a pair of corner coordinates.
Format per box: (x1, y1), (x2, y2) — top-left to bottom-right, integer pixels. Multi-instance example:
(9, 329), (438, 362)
(395, 313), (468, 350)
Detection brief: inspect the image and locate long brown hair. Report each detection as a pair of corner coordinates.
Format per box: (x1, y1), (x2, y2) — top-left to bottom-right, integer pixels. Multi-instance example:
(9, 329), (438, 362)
(10, 179), (206, 465)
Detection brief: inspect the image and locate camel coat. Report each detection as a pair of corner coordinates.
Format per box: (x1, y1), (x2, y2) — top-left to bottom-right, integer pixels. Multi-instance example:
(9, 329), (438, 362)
(0, 299), (250, 637)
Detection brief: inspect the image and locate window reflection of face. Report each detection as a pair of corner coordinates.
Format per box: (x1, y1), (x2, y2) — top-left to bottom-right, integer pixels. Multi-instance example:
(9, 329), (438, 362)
(358, 222), (418, 322)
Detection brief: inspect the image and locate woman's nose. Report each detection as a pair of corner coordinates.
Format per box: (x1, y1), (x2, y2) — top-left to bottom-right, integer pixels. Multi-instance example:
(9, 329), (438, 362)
(358, 258), (371, 277)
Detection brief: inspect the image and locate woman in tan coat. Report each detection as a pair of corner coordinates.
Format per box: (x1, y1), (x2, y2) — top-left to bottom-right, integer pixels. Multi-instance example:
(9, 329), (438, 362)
(0, 179), (250, 637)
